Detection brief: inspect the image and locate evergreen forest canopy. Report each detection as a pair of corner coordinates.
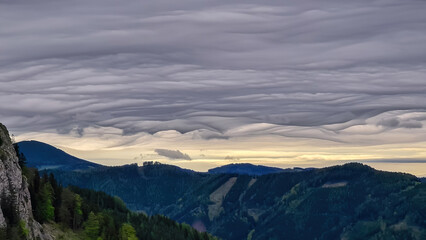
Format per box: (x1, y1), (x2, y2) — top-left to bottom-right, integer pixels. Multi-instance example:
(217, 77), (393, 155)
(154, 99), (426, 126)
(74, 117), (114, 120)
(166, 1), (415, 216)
(5, 139), (426, 240)
(1, 143), (217, 240)
(44, 161), (426, 240)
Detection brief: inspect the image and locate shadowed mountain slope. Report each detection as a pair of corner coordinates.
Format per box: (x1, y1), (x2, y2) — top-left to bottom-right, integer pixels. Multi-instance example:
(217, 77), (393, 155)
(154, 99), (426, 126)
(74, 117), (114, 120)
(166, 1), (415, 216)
(17, 140), (102, 171)
(46, 162), (426, 240)
(18, 141), (426, 239)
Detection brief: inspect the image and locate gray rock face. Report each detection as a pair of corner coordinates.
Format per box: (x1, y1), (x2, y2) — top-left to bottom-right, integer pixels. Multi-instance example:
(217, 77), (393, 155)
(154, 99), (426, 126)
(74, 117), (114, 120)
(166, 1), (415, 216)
(0, 123), (52, 239)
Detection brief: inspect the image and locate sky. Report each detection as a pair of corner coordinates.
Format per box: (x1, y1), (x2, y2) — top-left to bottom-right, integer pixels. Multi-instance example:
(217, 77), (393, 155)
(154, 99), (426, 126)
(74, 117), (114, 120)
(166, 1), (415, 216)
(1, 0), (426, 176)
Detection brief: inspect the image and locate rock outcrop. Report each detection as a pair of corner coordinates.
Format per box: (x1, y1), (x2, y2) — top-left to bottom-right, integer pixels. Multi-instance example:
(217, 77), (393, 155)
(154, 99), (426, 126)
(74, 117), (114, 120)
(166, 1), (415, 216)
(0, 123), (51, 239)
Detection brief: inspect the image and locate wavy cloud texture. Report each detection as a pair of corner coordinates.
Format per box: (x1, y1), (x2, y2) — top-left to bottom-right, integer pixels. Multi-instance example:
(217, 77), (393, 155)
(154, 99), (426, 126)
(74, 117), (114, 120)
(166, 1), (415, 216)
(1, 0), (426, 155)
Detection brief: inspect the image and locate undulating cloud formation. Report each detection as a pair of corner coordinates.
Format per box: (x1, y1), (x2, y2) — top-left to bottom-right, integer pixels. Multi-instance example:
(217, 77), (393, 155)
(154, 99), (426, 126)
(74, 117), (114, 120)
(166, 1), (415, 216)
(1, 0), (426, 175)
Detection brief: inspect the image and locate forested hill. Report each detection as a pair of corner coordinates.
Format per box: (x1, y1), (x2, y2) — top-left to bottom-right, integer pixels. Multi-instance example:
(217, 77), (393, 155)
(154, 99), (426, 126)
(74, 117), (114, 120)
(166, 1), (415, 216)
(208, 163), (314, 175)
(23, 167), (217, 240)
(48, 162), (207, 213)
(208, 163), (285, 175)
(15, 140), (426, 239)
(47, 162), (426, 240)
(1, 123), (217, 240)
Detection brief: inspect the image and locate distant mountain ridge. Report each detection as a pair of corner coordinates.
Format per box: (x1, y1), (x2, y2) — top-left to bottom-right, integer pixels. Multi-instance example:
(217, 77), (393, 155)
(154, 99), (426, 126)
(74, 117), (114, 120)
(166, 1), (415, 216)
(17, 140), (102, 171)
(208, 163), (314, 175)
(19, 141), (314, 175)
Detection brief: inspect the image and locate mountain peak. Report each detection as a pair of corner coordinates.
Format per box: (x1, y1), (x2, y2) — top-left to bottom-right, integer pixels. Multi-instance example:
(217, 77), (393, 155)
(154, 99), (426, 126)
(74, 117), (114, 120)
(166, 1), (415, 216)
(17, 140), (102, 171)
(208, 163), (285, 176)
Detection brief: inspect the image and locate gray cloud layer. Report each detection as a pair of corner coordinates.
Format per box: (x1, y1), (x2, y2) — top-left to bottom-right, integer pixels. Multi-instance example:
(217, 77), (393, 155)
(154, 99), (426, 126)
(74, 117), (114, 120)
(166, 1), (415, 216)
(155, 149), (192, 160)
(1, 0), (426, 144)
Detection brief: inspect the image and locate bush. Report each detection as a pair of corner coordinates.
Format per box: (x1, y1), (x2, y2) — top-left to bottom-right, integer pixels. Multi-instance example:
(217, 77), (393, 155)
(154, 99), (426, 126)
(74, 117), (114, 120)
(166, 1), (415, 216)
(19, 220), (29, 238)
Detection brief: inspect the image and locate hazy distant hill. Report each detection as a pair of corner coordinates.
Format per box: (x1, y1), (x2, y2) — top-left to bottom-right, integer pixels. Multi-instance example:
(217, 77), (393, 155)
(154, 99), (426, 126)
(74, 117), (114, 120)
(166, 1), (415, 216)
(17, 140), (102, 171)
(46, 162), (426, 240)
(208, 163), (313, 175)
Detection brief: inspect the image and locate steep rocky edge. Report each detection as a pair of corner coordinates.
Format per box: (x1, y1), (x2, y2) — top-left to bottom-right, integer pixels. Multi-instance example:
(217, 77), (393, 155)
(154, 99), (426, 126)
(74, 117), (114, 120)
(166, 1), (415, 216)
(0, 123), (51, 239)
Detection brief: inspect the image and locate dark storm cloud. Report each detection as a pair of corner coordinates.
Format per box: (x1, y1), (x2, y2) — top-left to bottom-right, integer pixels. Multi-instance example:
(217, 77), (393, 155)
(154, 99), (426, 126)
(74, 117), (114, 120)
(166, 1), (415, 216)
(1, 0), (426, 142)
(155, 149), (192, 160)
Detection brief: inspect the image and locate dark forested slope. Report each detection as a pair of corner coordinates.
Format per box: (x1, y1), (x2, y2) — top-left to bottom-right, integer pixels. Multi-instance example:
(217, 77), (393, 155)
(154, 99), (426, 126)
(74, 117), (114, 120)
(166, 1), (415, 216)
(23, 167), (217, 240)
(1, 124), (216, 240)
(47, 162), (426, 240)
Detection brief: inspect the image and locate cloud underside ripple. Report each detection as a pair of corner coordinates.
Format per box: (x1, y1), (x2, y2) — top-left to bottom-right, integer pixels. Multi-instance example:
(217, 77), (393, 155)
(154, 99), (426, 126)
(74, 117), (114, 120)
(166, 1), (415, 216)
(1, 0), (426, 149)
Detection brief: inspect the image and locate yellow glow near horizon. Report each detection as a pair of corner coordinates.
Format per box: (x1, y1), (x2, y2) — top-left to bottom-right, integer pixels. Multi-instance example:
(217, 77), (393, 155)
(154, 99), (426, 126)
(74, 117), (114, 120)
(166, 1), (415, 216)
(14, 128), (426, 177)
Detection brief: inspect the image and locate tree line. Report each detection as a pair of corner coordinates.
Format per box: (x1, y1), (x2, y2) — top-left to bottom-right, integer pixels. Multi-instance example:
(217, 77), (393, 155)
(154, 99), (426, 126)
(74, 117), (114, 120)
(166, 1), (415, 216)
(0, 144), (218, 240)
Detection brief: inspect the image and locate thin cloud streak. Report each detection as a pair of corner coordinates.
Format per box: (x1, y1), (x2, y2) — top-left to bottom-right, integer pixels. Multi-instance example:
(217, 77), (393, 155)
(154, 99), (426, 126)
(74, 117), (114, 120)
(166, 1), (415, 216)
(155, 149), (192, 160)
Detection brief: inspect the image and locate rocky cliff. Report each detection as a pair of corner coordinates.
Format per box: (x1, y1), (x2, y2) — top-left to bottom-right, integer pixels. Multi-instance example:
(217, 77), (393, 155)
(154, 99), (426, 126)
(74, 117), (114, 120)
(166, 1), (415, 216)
(0, 123), (51, 239)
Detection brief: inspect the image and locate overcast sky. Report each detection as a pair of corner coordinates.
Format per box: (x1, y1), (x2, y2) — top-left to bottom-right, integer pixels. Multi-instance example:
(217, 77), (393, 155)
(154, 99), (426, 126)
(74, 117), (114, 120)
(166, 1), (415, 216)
(1, 0), (426, 175)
